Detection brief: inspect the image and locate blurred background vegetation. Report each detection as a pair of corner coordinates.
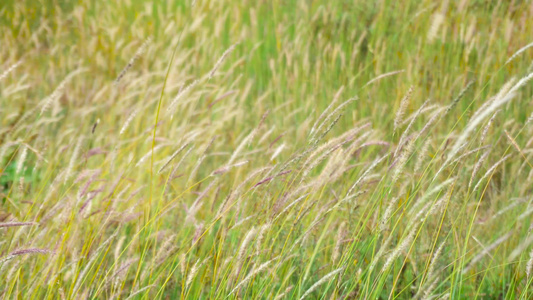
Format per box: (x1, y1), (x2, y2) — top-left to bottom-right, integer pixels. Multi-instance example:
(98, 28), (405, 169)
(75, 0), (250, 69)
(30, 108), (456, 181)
(1, 0), (533, 299)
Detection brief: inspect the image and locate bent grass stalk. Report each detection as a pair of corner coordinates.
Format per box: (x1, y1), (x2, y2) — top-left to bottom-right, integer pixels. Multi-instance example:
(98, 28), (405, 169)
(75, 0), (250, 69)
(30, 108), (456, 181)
(2, 2), (533, 299)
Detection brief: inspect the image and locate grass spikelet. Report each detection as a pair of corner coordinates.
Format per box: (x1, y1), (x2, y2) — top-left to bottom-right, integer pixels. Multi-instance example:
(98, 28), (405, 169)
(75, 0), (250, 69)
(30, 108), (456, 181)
(208, 43), (239, 80)
(249, 110), (270, 146)
(420, 277), (440, 300)
(73, 231), (118, 295)
(444, 80), (474, 116)
(186, 257), (208, 288)
(8, 248), (51, 256)
(158, 143), (188, 173)
(229, 215), (255, 230)
(2, 3), (533, 298)
(449, 145), (491, 166)
(508, 71), (533, 95)
(65, 136), (83, 183)
(395, 99), (430, 158)
(415, 138), (431, 173)
(364, 70), (405, 87)
(506, 42), (533, 65)
(0, 222), (37, 228)
(427, 12), (444, 42)
(39, 68), (86, 116)
(469, 149), (491, 189)
(399, 104), (440, 127)
(270, 143), (285, 162)
(382, 224), (418, 273)
(310, 86), (344, 135)
(230, 257), (279, 295)
(228, 131), (253, 165)
(136, 144), (163, 167)
(425, 241), (445, 284)
(410, 177), (455, 215)
(451, 91), (516, 156)
(380, 197), (399, 232)
(304, 123), (370, 169)
(394, 85), (414, 131)
(392, 138), (416, 183)
(274, 285), (294, 300)
(462, 230), (513, 274)
(311, 97), (357, 142)
(124, 285), (155, 300)
(479, 111), (499, 145)
(255, 222), (271, 255)
(527, 111), (533, 124)
(236, 227), (257, 268)
(114, 37), (151, 85)
(505, 130), (530, 168)
(302, 143), (342, 179)
(346, 154), (389, 197)
(188, 153), (206, 183)
(527, 248), (533, 278)
(332, 222), (346, 263)
(472, 154), (511, 193)
(15, 146), (27, 175)
(167, 79), (199, 113)
(120, 108), (138, 135)
(313, 113), (344, 146)
(0, 60), (22, 81)
(212, 160), (248, 176)
(473, 79), (515, 124)
(273, 194), (308, 221)
(299, 267), (344, 300)
(507, 234), (533, 262)
(417, 107), (444, 137)
(168, 145), (194, 182)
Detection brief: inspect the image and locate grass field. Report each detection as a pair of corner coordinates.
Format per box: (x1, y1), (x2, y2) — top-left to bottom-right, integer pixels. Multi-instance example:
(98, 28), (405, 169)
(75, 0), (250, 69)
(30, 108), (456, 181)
(1, 0), (533, 298)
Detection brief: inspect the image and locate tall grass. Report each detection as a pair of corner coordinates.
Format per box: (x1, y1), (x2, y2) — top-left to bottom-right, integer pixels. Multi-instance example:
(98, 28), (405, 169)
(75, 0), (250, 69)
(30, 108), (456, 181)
(1, 0), (533, 299)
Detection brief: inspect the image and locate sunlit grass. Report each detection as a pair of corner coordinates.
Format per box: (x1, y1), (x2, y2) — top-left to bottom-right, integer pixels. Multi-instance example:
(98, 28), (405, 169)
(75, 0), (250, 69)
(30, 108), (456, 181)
(1, 0), (533, 299)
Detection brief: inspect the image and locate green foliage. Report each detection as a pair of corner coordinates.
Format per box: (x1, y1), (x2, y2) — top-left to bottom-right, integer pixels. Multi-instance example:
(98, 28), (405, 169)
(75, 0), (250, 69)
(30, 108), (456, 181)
(1, 0), (533, 299)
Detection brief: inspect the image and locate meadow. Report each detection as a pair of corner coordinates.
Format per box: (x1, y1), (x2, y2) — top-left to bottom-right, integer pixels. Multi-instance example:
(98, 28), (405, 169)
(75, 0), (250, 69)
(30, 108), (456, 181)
(1, 0), (533, 298)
